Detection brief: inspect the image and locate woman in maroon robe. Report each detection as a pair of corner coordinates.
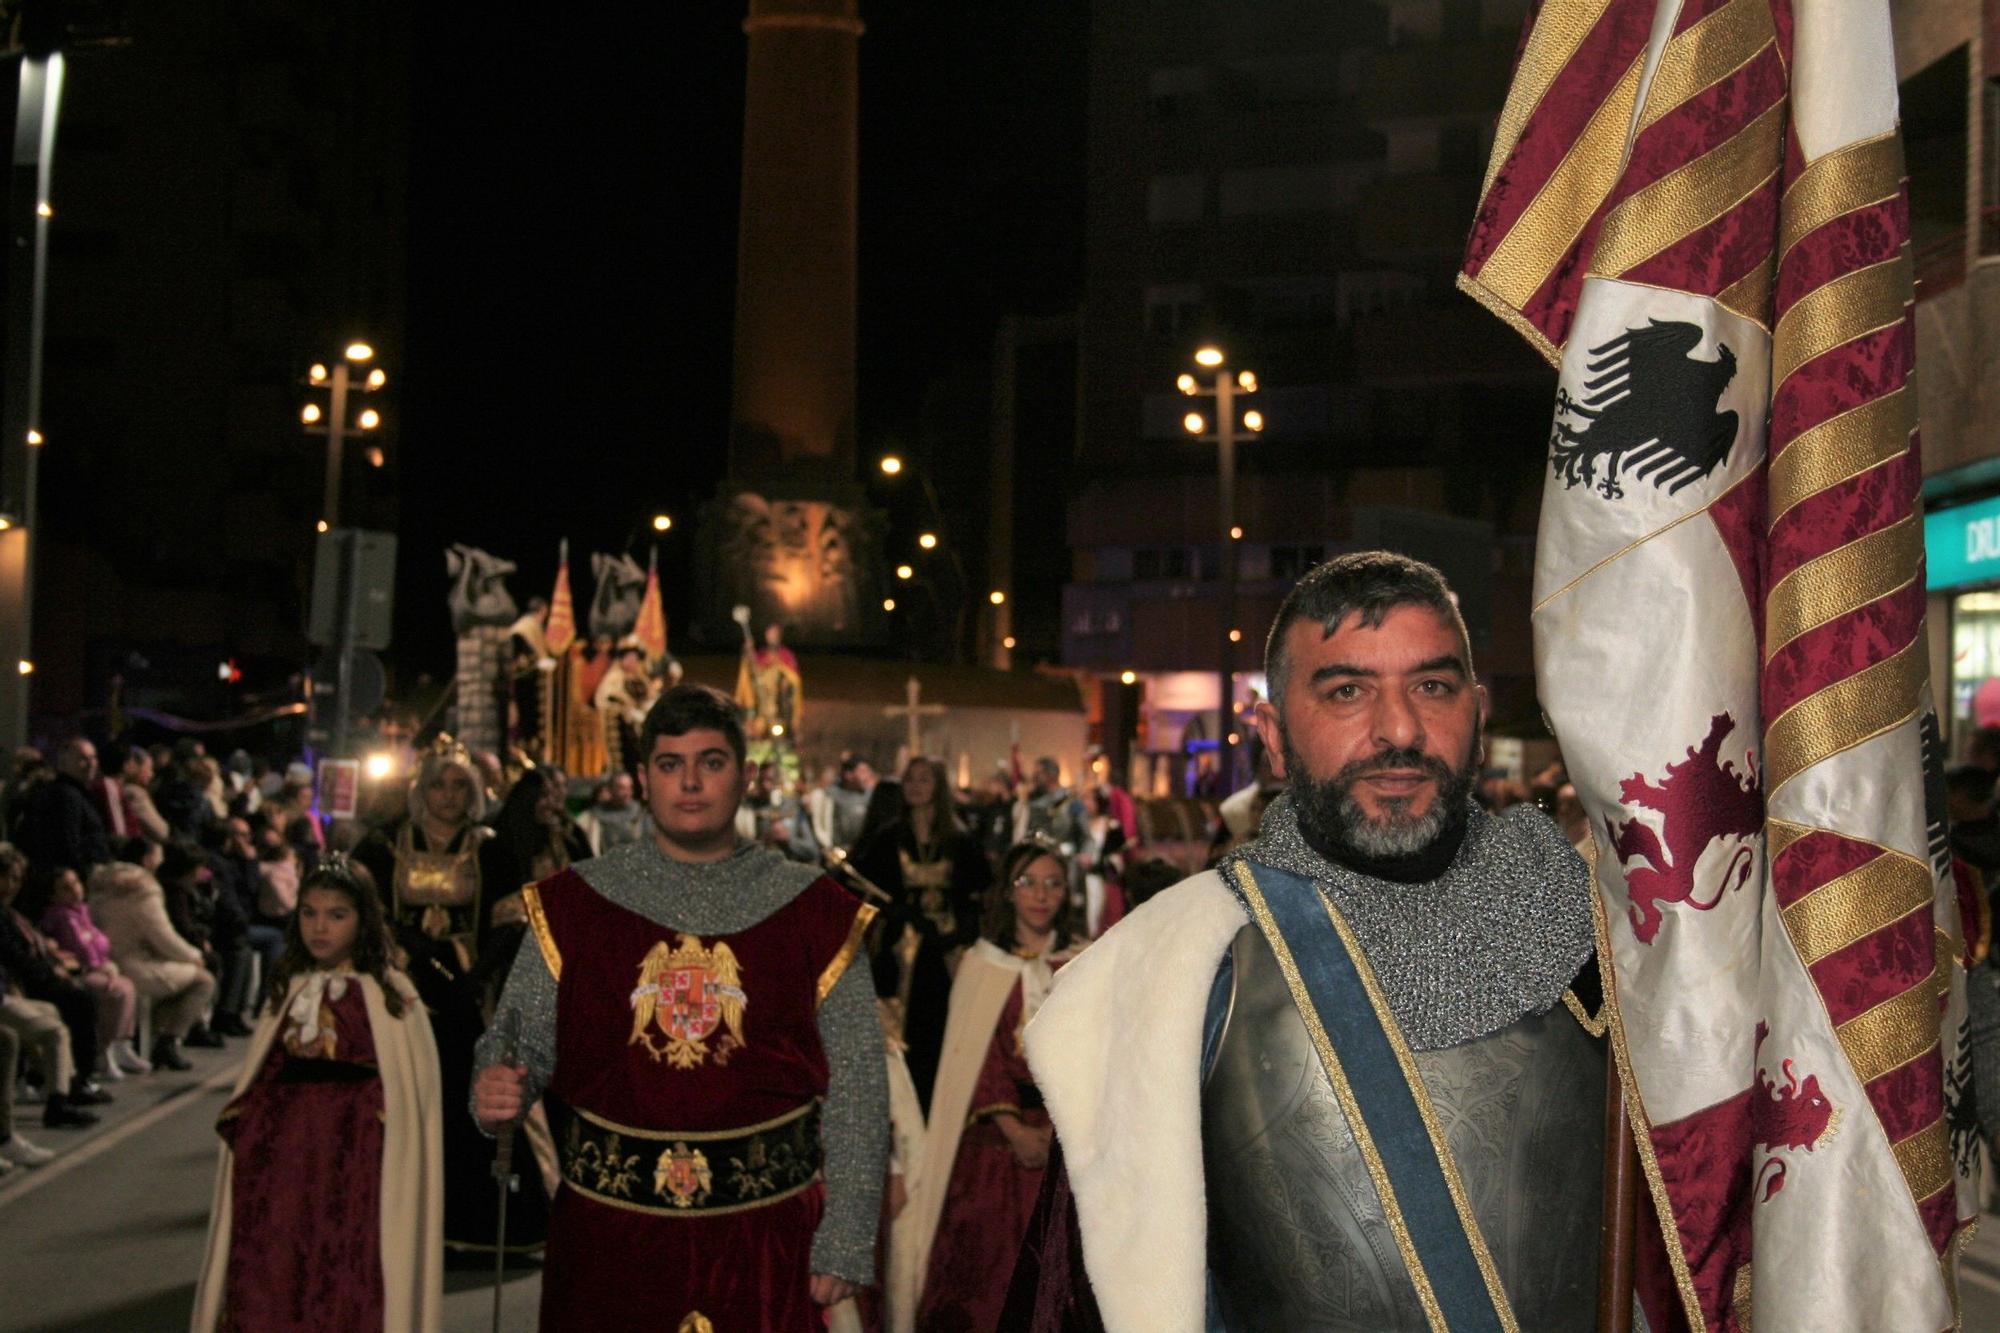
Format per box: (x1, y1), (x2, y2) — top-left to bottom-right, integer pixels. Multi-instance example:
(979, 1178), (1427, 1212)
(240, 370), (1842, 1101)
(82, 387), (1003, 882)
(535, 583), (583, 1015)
(192, 860), (443, 1332)
(893, 839), (1082, 1332)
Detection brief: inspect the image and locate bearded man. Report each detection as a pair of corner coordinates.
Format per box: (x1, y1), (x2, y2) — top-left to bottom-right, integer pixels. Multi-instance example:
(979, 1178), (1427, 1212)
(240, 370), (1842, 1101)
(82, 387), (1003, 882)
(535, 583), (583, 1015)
(1017, 551), (1604, 1331)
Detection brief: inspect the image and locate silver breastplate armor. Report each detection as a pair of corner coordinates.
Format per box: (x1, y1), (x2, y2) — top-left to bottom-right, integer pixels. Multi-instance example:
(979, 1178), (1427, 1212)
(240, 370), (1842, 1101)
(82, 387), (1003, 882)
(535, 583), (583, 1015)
(1202, 923), (1606, 1331)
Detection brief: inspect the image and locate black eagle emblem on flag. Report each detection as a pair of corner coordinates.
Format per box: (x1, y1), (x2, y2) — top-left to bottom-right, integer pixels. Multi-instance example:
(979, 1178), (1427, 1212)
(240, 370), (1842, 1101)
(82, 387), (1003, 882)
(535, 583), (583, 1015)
(1550, 318), (1740, 499)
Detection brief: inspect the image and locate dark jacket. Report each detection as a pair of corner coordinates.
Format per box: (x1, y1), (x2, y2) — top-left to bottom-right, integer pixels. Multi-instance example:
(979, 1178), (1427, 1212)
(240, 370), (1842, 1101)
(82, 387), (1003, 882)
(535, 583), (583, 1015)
(16, 774), (111, 883)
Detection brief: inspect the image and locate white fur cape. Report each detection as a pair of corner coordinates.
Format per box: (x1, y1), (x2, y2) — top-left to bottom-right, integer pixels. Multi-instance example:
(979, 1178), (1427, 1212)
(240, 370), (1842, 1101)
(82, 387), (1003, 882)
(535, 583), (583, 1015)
(1023, 872), (1247, 1332)
(191, 970), (444, 1333)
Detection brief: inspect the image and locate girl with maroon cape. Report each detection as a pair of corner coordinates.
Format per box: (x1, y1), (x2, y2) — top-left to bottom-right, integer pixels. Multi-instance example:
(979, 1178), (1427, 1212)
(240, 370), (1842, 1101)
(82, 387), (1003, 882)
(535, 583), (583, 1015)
(889, 839), (1082, 1332)
(192, 859), (443, 1332)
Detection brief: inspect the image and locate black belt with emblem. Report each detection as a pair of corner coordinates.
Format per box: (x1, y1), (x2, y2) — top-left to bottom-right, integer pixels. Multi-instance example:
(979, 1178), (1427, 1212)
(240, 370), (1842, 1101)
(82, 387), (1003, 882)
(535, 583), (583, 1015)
(547, 1096), (822, 1217)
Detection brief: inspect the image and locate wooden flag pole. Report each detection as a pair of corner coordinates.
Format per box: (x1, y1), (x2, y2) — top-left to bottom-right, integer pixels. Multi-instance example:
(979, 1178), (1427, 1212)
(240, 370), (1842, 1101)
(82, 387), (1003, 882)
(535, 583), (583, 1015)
(1596, 1056), (1641, 1333)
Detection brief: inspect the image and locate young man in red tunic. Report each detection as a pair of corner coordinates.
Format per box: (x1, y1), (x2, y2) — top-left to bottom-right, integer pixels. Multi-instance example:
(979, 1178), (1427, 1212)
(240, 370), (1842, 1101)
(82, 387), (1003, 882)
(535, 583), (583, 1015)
(473, 685), (886, 1330)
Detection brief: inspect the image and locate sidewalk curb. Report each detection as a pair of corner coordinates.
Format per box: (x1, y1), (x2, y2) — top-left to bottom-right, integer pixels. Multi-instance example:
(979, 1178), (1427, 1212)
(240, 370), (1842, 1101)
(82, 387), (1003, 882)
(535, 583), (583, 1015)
(0, 1064), (237, 1211)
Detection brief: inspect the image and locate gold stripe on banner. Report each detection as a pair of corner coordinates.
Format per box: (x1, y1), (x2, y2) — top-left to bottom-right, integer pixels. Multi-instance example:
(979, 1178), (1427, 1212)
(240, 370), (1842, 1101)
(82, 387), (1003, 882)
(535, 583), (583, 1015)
(1772, 247), (1913, 389)
(1715, 254), (1774, 325)
(1765, 634), (1926, 795)
(1769, 385), (1916, 522)
(1892, 1118), (1955, 1203)
(1481, 0), (1624, 198)
(1766, 817), (1810, 863)
(1778, 847), (1933, 967)
(1779, 131), (1906, 261)
(1593, 100), (1785, 277)
(1636, 0), (1777, 133)
(1765, 514), (1921, 658)
(1834, 975), (1941, 1085)
(1477, 58), (1647, 310)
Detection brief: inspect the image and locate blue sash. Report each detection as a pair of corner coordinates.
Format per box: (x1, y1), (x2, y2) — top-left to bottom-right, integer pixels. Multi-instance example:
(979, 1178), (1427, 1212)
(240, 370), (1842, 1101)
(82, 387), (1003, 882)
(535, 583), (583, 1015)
(1222, 859), (1519, 1333)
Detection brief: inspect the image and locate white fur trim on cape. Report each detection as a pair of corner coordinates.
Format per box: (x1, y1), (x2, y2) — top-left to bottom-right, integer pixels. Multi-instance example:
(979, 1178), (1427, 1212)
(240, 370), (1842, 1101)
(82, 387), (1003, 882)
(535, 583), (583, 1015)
(889, 939), (1062, 1331)
(191, 971), (444, 1332)
(1023, 872), (1246, 1333)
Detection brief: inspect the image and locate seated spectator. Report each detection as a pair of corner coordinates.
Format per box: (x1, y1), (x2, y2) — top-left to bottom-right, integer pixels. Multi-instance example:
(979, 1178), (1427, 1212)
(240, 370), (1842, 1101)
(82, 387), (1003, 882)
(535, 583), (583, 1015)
(117, 747), (171, 843)
(90, 859), (217, 1071)
(0, 1023), (57, 1168)
(253, 830), (301, 926)
(13, 738), (113, 918)
(276, 780), (325, 864)
(38, 865), (149, 1078)
(0, 846), (106, 1126)
(154, 753), (215, 843)
(160, 843), (251, 1039)
(0, 847), (111, 1103)
(203, 818), (284, 1003)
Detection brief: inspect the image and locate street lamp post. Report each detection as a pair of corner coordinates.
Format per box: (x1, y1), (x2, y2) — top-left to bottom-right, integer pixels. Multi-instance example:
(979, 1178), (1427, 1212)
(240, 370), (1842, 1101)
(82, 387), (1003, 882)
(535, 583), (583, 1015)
(301, 342), (385, 530)
(877, 454), (974, 662)
(1179, 348), (1261, 792)
(300, 343), (386, 757)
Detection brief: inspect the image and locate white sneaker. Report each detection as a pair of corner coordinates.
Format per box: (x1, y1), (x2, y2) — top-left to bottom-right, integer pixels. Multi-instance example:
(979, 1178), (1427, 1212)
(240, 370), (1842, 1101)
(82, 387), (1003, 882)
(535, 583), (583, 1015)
(110, 1041), (151, 1075)
(0, 1133), (55, 1166)
(97, 1057), (124, 1082)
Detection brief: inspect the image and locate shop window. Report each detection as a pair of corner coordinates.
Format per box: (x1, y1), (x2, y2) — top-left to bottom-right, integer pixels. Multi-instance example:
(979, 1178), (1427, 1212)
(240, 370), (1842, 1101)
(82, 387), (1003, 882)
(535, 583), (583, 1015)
(1951, 591), (2000, 734)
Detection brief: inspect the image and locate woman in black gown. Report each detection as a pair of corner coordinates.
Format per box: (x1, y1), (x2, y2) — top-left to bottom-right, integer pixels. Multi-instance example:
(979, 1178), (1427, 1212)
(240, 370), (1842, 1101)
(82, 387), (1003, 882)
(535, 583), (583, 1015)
(853, 755), (992, 1112)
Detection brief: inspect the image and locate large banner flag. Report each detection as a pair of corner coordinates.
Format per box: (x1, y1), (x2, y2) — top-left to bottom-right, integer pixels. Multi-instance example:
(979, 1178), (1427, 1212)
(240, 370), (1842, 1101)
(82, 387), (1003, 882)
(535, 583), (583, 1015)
(634, 545), (669, 664)
(1462, 0), (1977, 1327)
(545, 537), (578, 657)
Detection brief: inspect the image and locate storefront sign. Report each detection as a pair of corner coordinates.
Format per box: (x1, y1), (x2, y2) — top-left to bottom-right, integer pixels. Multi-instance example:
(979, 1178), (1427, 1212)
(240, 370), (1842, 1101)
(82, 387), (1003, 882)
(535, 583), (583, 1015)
(1925, 493), (2000, 591)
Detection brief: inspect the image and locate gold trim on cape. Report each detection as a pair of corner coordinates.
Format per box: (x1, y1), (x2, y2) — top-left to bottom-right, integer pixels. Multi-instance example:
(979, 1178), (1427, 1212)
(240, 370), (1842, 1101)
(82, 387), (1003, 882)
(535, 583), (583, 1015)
(521, 883), (561, 983)
(817, 902), (879, 1007)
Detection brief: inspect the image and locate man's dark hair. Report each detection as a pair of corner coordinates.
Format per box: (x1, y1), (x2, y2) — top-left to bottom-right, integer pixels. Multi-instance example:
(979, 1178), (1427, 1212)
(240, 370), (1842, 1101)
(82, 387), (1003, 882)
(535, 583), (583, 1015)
(1263, 550), (1473, 708)
(638, 685), (746, 765)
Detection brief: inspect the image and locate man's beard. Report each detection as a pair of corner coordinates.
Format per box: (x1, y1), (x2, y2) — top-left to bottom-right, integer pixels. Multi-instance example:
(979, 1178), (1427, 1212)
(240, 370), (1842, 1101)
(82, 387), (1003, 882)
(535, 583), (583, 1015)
(1283, 730), (1479, 870)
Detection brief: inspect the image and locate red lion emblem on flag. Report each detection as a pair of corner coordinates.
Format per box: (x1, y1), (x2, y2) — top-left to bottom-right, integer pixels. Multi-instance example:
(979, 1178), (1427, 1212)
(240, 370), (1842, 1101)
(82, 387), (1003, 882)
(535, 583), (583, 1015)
(1752, 1021), (1840, 1202)
(1604, 712), (1763, 944)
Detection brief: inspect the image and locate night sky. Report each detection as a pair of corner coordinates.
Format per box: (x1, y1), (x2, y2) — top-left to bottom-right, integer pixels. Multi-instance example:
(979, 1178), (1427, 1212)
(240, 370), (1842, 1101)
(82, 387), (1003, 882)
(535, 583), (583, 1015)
(395, 3), (1087, 679)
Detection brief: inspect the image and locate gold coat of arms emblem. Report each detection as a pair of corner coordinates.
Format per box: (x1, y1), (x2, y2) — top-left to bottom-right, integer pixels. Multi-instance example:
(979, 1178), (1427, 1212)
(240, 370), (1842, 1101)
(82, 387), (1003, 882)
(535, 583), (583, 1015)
(654, 1142), (713, 1208)
(629, 933), (748, 1069)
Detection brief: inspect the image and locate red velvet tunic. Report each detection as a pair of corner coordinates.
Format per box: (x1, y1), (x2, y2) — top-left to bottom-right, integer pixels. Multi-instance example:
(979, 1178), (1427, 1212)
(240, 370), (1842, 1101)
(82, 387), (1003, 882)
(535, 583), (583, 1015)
(216, 981), (386, 1332)
(917, 970), (1061, 1332)
(529, 868), (871, 1332)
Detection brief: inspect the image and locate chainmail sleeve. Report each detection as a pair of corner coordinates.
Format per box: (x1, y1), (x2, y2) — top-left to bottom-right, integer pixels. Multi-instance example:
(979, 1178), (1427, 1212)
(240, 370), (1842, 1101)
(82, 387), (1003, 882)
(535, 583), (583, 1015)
(468, 938), (558, 1135)
(811, 958), (889, 1282)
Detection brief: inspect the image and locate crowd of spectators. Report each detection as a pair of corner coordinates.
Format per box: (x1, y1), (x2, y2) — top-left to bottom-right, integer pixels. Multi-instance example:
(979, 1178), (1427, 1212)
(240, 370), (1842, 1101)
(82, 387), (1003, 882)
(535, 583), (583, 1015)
(0, 735), (322, 1180)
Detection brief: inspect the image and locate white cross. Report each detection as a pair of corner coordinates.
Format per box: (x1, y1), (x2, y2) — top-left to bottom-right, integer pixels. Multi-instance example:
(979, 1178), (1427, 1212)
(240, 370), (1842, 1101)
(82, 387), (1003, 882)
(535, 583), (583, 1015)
(883, 675), (947, 760)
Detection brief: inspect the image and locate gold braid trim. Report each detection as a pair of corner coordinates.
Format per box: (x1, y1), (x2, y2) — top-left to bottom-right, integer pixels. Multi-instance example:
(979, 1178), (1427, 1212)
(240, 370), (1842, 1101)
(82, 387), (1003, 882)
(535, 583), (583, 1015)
(1591, 887), (1709, 1330)
(967, 1102), (1025, 1127)
(1562, 989), (1610, 1038)
(817, 902), (878, 1007)
(521, 884), (561, 983)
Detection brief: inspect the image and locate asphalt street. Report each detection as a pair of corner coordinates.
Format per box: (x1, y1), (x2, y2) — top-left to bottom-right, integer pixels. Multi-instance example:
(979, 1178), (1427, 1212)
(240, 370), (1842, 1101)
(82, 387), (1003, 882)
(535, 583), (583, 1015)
(0, 1041), (540, 1332)
(0, 1045), (1996, 1331)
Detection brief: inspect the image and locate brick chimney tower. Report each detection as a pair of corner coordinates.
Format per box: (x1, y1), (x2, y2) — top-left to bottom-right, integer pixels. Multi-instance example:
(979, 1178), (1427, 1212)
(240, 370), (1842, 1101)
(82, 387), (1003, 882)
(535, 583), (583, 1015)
(729, 0), (863, 485)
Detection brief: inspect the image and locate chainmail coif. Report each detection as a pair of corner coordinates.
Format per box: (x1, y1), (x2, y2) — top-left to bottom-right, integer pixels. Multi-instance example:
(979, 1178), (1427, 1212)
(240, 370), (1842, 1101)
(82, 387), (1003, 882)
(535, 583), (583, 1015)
(1221, 792), (1595, 1051)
